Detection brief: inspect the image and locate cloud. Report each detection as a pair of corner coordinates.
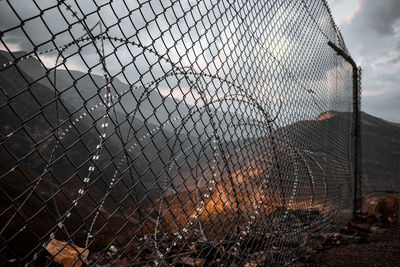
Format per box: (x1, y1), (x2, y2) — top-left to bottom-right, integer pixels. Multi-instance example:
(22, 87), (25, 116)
(362, 89), (400, 123)
(1, 0), (398, 122)
(336, 0), (400, 122)
(354, 0), (400, 35)
(329, 0), (345, 7)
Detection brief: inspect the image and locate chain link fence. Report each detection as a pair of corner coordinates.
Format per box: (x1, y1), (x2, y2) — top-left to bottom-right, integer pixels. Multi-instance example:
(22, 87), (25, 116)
(0, 0), (360, 265)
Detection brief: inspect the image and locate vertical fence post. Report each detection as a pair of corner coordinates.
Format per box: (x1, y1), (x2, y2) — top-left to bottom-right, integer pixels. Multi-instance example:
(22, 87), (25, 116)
(351, 63), (360, 216)
(327, 41), (361, 216)
(354, 67), (362, 216)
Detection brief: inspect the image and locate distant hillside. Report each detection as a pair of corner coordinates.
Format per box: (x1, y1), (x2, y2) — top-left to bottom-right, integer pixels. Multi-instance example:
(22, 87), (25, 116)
(276, 110), (400, 194)
(0, 50), (236, 134)
(361, 112), (400, 193)
(0, 50), (191, 125)
(0, 50), (248, 204)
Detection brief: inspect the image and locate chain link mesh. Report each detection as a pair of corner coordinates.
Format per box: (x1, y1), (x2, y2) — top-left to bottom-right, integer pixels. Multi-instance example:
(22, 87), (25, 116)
(0, 0), (359, 265)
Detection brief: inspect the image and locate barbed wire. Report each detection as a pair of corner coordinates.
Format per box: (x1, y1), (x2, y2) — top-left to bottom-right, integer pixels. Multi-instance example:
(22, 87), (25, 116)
(0, 0), (360, 266)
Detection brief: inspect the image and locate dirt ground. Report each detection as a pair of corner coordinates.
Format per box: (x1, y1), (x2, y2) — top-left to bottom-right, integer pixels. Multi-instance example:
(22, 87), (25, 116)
(304, 225), (400, 267)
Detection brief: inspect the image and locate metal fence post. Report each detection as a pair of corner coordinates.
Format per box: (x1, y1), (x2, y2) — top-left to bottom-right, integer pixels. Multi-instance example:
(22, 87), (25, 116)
(327, 41), (361, 216)
(356, 67), (362, 214)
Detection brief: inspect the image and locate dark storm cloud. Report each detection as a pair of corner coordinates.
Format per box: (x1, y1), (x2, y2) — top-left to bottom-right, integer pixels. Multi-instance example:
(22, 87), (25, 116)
(0, 0), (190, 77)
(2, 0), (391, 123)
(336, 0), (400, 122)
(0, 0), (81, 50)
(0, 0), (244, 99)
(350, 0), (400, 35)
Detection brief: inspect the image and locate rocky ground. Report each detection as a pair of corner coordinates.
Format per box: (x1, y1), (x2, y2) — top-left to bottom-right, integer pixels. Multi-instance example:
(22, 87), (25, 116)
(304, 225), (400, 266)
(29, 192), (399, 266)
(297, 192), (400, 267)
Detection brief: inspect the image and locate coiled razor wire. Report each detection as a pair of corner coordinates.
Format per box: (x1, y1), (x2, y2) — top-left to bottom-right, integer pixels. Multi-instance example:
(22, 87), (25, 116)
(0, 0), (359, 265)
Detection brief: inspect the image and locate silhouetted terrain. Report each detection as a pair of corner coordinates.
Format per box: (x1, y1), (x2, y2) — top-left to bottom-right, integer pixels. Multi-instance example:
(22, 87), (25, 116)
(361, 112), (400, 193)
(280, 110), (400, 195)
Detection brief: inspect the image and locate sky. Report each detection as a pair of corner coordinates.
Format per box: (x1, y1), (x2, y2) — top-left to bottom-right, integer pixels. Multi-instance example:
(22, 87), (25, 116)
(328, 0), (400, 123)
(0, 0), (398, 123)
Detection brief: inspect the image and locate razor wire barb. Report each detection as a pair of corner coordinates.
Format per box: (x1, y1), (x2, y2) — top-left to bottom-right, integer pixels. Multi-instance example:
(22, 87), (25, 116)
(0, 0), (360, 266)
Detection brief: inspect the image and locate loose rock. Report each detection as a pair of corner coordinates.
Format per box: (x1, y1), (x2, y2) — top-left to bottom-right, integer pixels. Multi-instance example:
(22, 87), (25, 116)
(45, 238), (89, 267)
